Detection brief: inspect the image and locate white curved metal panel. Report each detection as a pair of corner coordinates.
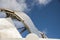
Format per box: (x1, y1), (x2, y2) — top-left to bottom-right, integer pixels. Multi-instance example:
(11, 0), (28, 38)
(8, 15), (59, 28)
(0, 18), (22, 38)
(14, 12), (42, 37)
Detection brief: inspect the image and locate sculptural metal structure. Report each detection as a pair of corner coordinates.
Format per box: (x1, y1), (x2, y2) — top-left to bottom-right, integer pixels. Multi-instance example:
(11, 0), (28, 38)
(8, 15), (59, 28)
(0, 8), (47, 38)
(0, 18), (22, 38)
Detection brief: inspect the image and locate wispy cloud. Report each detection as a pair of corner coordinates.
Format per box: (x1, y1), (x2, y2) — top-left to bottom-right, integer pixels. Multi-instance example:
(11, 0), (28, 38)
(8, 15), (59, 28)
(0, 0), (52, 12)
(38, 0), (52, 5)
(0, 0), (27, 12)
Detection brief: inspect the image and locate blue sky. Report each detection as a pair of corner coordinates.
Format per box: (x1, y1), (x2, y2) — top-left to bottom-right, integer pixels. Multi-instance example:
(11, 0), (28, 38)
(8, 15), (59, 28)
(25, 0), (60, 38)
(0, 0), (60, 39)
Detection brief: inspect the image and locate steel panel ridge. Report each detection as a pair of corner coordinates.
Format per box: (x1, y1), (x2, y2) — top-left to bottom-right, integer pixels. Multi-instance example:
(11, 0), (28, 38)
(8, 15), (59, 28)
(0, 38), (60, 40)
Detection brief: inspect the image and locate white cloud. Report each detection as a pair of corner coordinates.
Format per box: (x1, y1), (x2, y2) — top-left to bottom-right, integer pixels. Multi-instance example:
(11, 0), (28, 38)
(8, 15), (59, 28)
(0, 0), (52, 12)
(38, 0), (52, 5)
(0, 0), (27, 11)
